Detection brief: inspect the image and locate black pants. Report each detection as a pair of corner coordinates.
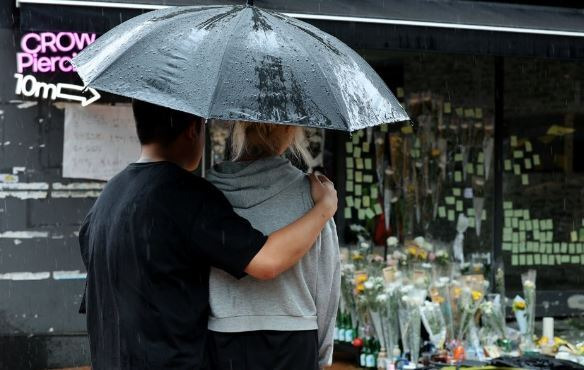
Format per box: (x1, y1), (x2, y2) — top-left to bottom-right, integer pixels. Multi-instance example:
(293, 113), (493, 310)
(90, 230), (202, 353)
(207, 330), (319, 370)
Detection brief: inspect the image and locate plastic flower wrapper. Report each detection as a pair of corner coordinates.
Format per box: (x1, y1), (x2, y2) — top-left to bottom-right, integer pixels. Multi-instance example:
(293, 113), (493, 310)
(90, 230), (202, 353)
(398, 286), (426, 365)
(456, 286), (484, 342)
(480, 293), (507, 342)
(380, 280), (402, 356)
(363, 275), (386, 346)
(340, 263), (359, 327)
(521, 269), (537, 350)
(429, 277), (455, 343)
(420, 301), (447, 349)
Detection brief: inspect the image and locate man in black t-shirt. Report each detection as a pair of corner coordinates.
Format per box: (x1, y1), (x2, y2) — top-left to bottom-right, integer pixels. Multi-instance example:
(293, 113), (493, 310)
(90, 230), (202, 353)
(79, 100), (337, 370)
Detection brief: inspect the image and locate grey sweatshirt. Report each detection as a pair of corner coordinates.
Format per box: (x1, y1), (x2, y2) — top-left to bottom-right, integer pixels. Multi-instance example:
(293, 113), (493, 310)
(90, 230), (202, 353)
(206, 156), (341, 368)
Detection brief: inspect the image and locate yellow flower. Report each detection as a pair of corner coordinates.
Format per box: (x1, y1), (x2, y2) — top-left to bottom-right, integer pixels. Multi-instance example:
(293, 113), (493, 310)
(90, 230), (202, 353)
(451, 287), (462, 299)
(471, 290), (483, 301)
(355, 273), (368, 284)
(431, 148), (441, 157)
(513, 301), (526, 311)
(406, 246), (418, 256)
(356, 284), (365, 293)
(417, 249), (428, 260)
(432, 295), (445, 304)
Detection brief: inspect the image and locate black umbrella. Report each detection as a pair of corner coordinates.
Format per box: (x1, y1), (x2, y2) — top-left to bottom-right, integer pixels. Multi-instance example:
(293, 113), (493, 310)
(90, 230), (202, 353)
(73, 2), (409, 131)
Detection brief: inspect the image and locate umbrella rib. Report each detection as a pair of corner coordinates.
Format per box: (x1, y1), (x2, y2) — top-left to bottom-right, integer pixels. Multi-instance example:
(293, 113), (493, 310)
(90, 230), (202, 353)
(274, 16), (351, 131)
(205, 9), (247, 117)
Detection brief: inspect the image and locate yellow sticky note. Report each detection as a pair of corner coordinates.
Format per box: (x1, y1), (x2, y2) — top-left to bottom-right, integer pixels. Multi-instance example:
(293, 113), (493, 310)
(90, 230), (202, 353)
(514, 151), (524, 159)
(464, 108), (475, 118)
(354, 147), (362, 158)
(345, 142), (353, 153)
(447, 210), (455, 221)
(346, 170), (354, 180)
(344, 207), (352, 219)
(363, 196), (370, 208)
(521, 174), (529, 185)
(525, 141), (532, 152)
(397, 87), (405, 98)
(466, 163), (474, 175)
(524, 158), (532, 170)
(401, 125), (413, 134)
(355, 171), (363, 183)
(453, 188), (462, 197)
(454, 171), (462, 182)
(438, 206), (446, 218)
(356, 158), (364, 169)
(455, 107), (464, 117)
(571, 231), (578, 242)
(504, 160), (512, 171)
(364, 158), (373, 170)
(355, 184), (362, 196)
(354, 198), (361, 209)
(511, 136), (518, 147)
(362, 142), (370, 153)
(455, 153), (463, 162)
(514, 164), (521, 175)
(533, 154), (541, 166)
(475, 108), (483, 119)
(352, 134), (360, 144)
(346, 158), (354, 168)
(444, 102), (452, 113)
(370, 187), (378, 199)
(374, 203), (383, 215)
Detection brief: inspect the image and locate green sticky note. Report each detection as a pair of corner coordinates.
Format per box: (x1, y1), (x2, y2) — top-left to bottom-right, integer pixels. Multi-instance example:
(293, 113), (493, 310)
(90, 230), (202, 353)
(514, 210), (523, 218)
(578, 244), (583, 254)
(468, 217), (476, 228)
(533, 154), (541, 166)
(438, 206), (446, 218)
(467, 208), (474, 217)
(519, 220), (525, 231)
(572, 256), (580, 264)
(527, 254), (533, 266)
(355, 171), (363, 183)
(347, 169), (354, 180)
(547, 243), (553, 254)
(352, 134), (360, 144)
(571, 231), (578, 242)
(380, 123), (388, 132)
(355, 184), (362, 196)
(533, 220), (540, 229)
(365, 208), (375, 219)
(554, 243), (560, 254)
(370, 187), (378, 199)
(503, 201), (513, 209)
(511, 136), (518, 147)
(363, 175), (373, 184)
(514, 164), (521, 175)
(353, 147), (362, 158)
(455, 153), (463, 162)
(524, 158), (532, 170)
(523, 210), (530, 219)
(478, 152), (485, 163)
(503, 232), (512, 242)
(562, 242), (568, 253)
(526, 220), (532, 231)
(358, 209), (365, 220)
(344, 207), (352, 219)
(547, 219), (553, 230)
(374, 203), (383, 215)
(562, 255), (570, 263)
(453, 188), (462, 197)
(346, 181), (354, 192)
(538, 243), (545, 254)
(345, 142), (353, 153)
(362, 142), (370, 153)
(363, 196), (370, 208)
(521, 174), (529, 185)
(447, 210), (455, 221)
(520, 232), (526, 242)
(466, 163), (474, 175)
(355, 158), (364, 169)
(503, 243), (512, 251)
(525, 141), (532, 152)
(512, 254), (518, 266)
(456, 201), (463, 212)
(364, 158), (373, 170)
(514, 151), (524, 159)
(512, 244), (519, 253)
(354, 198), (362, 209)
(534, 254), (541, 265)
(504, 160), (512, 171)
(505, 209), (513, 218)
(569, 243), (575, 254)
(512, 218), (519, 228)
(345, 196), (354, 207)
(519, 243), (526, 253)
(446, 197), (455, 205)
(346, 157), (354, 168)
(454, 171), (462, 182)
(540, 219), (546, 230)
(512, 233), (519, 243)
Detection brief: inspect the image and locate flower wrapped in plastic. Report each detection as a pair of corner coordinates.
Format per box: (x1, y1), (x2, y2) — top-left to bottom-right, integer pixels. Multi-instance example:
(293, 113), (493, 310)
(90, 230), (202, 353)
(420, 301), (447, 350)
(456, 286), (484, 342)
(339, 263), (358, 328)
(521, 269), (537, 351)
(480, 294), (507, 342)
(429, 277), (455, 343)
(398, 286), (426, 366)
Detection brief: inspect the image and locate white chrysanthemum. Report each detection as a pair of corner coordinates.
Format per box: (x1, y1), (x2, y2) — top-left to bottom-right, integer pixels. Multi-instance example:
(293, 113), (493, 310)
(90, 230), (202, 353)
(386, 236), (399, 247)
(414, 236), (425, 246)
(364, 281), (374, 289)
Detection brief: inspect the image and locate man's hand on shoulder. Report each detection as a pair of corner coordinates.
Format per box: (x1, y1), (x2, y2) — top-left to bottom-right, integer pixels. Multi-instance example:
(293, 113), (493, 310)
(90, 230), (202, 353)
(309, 173), (337, 219)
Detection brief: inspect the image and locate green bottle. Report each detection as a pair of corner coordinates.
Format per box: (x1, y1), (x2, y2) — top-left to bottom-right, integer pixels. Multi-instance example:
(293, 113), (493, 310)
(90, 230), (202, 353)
(365, 338), (376, 369)
(344, 313), (354, 343)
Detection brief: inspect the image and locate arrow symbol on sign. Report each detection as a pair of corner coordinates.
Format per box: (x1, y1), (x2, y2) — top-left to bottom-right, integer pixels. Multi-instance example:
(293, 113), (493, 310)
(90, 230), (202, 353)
(56, 83), (101, 106)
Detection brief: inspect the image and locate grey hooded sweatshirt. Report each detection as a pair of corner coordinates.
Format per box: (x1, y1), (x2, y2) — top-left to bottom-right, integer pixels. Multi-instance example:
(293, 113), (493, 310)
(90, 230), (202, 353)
(206, 156), (341, 368)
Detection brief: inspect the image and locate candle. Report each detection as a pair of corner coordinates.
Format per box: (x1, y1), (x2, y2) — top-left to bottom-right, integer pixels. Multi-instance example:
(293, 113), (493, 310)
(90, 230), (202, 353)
(542, 317), (554, 341)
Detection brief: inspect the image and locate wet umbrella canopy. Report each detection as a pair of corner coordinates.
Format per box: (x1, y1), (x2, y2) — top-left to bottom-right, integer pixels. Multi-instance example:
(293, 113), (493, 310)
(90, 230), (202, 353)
(72, 2), (409, 131)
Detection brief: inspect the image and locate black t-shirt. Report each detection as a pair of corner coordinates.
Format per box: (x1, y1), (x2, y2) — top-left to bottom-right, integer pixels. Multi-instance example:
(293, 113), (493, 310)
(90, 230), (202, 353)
(78, 162), (267, 370)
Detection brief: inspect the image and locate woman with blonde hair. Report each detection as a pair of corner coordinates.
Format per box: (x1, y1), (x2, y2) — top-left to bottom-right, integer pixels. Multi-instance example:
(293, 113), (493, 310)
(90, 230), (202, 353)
(206, 122), (341, 370)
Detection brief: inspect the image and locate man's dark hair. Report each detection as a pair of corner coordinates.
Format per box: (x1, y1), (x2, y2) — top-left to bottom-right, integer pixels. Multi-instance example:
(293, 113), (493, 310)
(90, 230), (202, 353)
(132, 99), (201, 146)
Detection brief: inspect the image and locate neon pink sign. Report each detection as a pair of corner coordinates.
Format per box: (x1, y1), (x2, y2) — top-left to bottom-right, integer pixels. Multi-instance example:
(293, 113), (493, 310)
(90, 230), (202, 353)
(16, 32), (96, 73)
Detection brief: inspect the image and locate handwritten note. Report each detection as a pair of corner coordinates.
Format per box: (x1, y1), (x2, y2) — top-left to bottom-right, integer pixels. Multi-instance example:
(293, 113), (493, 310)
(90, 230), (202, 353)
(62, 104), (140, 181)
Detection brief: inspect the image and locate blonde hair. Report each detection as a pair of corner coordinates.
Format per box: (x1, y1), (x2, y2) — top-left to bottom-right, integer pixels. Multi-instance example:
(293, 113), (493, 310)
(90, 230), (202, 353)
(231, 122), (310, 163)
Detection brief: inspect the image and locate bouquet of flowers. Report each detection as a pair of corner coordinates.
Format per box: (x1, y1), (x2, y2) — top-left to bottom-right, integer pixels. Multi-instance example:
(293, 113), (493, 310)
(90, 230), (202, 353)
(480, 294), (507, 340)
(456, 286), (484, 342)
(420, 301), (447, 349)
(521, 269), (537, 350)
(339, 263), (358, 328)
(429, 277), (455, 343)
(398, 286), (426, 365)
